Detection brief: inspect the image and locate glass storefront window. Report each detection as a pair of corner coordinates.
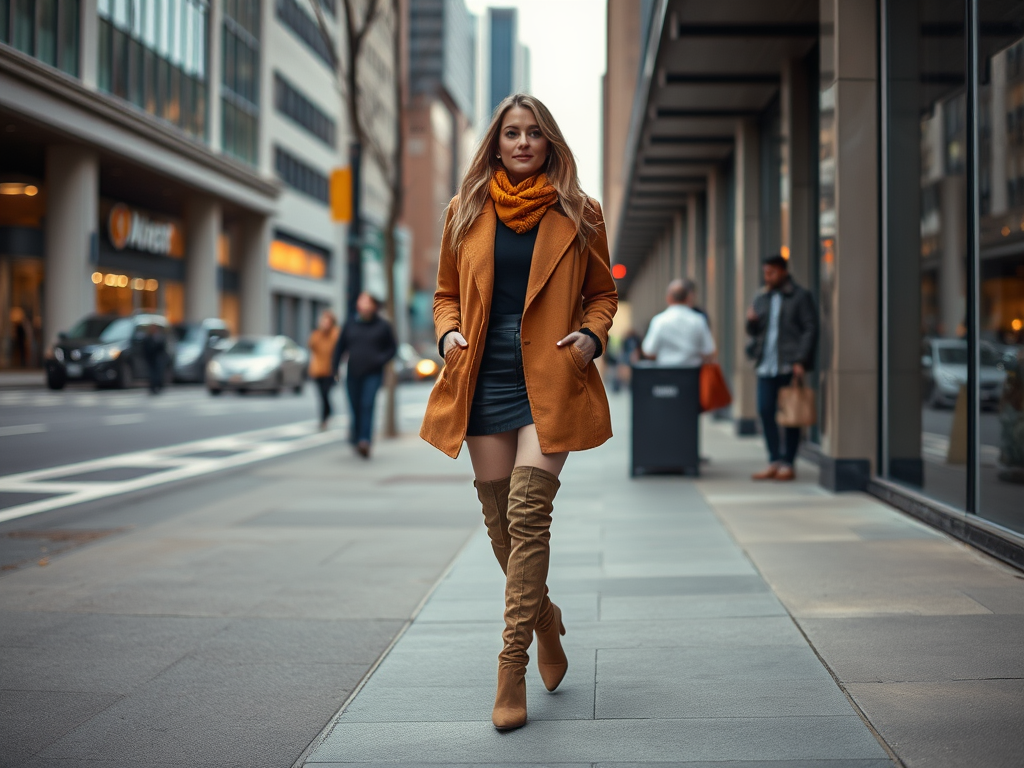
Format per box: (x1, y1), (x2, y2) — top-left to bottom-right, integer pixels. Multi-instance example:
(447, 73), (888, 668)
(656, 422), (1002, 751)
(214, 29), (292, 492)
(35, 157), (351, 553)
(884, 0), (969, 510)
(884, 0), (1024, 537)
(978, 0), (1024, 532)
(0, 258), (44, 369)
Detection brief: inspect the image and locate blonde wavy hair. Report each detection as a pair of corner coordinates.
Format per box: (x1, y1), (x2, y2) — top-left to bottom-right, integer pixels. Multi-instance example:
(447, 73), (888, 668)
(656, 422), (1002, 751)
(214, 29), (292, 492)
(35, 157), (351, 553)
(448, 93), (597, 252)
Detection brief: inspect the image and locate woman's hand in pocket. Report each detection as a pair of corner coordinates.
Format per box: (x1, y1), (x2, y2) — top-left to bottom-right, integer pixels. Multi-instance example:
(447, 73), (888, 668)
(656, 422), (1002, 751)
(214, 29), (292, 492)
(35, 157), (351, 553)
(443, 331), (468, 357)
(556, 331), (596, 366)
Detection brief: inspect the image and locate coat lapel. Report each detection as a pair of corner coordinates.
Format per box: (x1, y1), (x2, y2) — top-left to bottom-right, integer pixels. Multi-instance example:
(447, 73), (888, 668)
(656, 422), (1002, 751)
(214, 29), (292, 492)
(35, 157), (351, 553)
(463, 201), (496, 319)
(525, 207), (576, 312)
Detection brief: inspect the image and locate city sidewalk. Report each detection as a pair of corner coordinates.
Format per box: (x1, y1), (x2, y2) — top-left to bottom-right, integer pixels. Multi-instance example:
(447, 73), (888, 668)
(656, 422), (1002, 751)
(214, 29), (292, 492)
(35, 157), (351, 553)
(303, 393), (1024, 768)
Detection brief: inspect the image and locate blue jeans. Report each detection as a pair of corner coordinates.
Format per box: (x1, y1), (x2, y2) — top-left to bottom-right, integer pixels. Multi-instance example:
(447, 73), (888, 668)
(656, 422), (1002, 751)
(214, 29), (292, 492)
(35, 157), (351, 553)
(346, 372), (383, 445)
(757, 373), (801, 466)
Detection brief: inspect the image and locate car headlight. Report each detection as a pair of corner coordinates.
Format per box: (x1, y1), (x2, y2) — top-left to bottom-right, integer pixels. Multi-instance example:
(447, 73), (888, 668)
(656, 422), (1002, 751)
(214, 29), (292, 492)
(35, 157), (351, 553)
(415, 359), (439, 377)
(208, 360), (224, 377)
(92, 345), (121, 363)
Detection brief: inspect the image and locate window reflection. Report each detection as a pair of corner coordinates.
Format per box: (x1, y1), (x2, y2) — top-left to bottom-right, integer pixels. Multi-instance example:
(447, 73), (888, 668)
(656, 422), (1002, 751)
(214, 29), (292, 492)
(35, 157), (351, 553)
(97, 0), (209, 142)
(884, 0), (969, 507)
(886, 0), (1024, 534)
(978, 1), (1024, 530)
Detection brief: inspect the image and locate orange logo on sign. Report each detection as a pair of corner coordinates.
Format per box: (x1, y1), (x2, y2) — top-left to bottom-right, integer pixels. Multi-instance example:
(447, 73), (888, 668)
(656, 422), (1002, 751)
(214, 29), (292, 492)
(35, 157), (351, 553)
(109, 204), (132, 250)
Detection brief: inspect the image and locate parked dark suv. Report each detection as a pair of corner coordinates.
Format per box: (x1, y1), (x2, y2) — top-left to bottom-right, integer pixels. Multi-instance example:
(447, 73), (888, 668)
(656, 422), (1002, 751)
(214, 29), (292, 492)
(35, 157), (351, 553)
(45, 313), (177, 390)
(172, 319), (231, 382)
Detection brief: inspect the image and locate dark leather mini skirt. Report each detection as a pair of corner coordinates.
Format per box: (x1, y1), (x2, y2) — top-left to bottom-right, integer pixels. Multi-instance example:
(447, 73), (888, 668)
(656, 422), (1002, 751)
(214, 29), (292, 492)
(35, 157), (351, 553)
(466, 313), (534, 436)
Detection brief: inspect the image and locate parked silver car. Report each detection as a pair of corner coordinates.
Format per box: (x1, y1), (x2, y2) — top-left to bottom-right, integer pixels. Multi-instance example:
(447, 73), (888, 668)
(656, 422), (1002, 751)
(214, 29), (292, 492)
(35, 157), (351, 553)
(922, 338), (1007, 409)
(206, 336), (307, 395)
(173, 319), (231, 383)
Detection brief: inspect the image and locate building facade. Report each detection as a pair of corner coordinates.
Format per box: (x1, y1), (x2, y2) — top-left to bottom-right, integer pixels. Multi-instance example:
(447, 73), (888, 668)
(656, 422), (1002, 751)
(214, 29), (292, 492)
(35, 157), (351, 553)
(606, 0), (1024, 563)
(474, 5), (529, 127)
(266, 0), (347, 340)
(404, 0), (475, 346)
(0, 0), (401, 371)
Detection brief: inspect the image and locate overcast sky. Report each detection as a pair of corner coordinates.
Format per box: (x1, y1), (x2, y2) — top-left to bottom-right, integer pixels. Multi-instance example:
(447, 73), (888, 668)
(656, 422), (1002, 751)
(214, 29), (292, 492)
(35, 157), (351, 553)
(463, 0), (608, 202)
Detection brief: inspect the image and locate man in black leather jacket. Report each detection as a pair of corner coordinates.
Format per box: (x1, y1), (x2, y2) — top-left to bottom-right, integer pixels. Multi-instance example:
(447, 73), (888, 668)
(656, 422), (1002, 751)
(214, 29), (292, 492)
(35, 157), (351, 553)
(745, 254), (818, 481)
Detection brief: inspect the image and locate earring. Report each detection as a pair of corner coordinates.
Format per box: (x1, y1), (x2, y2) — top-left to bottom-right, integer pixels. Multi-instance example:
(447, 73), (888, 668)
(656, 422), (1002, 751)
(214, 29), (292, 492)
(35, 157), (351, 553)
(496, 153), (501, 159)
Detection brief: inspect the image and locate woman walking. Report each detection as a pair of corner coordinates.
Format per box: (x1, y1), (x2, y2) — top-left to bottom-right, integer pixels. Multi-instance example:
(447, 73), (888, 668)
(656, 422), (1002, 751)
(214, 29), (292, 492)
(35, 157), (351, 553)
(420, 94), (617, 730)
(308, 310), (341, 430)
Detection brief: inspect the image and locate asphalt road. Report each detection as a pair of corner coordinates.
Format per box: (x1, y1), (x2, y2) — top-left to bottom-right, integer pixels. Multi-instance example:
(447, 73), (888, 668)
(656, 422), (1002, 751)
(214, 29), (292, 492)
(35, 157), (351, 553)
(0, 385), (478, 768)
(0, 381), (433, 477)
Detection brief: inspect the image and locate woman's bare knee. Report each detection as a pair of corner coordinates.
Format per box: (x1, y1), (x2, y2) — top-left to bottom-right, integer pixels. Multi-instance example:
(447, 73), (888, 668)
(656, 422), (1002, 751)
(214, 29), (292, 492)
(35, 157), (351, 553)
(514, 424), (568, 477)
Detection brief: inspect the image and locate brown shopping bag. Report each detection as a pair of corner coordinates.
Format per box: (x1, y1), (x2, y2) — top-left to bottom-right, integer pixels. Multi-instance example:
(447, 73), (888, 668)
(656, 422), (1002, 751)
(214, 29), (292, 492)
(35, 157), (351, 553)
(776, 376), (816, 427)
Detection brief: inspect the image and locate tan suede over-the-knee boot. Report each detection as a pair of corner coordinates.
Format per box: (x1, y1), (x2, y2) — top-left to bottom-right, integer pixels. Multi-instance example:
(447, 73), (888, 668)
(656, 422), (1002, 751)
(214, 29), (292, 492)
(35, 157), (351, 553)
(492, 466), (560, 730)
(475, 477), (568, 693)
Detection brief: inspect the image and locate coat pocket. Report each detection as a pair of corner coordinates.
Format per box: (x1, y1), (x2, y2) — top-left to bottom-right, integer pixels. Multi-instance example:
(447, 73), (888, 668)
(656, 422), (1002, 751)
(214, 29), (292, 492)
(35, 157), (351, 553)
(568, 343), (590, 374)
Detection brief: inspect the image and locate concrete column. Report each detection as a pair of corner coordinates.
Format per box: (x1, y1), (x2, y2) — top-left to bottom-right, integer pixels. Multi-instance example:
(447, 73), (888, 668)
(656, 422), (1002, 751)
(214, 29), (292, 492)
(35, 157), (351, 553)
(781, 56), (813, 288)
(79, 0), (99, 88)
(733, 120), (761, 435)
(706, 166), (733, 386)
(184, 197), (221, 321)
(884, 0), (923, 485)
(818, 0), (880, 490)
(207, 0), (224, 152)
(686, 193), (699, 282)
(239, 214), (271, 334)
(44, 145), (98, 346)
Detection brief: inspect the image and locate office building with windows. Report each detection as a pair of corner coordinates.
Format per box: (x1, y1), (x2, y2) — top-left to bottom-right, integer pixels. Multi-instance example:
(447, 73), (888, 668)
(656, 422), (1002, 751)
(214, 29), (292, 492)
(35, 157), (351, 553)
(404, 0), (475, 345)
(0, 0), (280, 375)
(474, 6), (529, 126)
(0, 0), (403, 372)
(265, 0), (346, 341)
(606, 0), (1024, 562)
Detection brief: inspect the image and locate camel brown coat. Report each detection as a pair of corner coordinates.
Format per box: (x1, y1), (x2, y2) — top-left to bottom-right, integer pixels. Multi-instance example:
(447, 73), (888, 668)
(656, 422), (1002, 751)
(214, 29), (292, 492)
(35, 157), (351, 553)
(420, 196), (618, 459)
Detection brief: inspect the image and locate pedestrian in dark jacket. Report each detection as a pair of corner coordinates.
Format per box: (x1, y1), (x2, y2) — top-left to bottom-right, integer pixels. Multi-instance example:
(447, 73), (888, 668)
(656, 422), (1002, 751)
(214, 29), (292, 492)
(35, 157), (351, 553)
(745, 254), (818, 481)
(142, 324), (168, 394)
(331, 292), (397, 457)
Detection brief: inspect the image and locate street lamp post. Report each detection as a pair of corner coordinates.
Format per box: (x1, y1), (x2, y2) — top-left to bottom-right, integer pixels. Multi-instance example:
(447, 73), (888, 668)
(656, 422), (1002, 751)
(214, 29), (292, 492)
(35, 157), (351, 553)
(347, 141), (363, 316)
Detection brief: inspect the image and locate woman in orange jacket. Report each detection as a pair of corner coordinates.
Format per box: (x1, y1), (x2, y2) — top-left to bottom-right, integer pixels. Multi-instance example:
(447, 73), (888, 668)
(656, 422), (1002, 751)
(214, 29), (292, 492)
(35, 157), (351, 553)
(420, 94), (617, 730)
(308, 310), (340, 430)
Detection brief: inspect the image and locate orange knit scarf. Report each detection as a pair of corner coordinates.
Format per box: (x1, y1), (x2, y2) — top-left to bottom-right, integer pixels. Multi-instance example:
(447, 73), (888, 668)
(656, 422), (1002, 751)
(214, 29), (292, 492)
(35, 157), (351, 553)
(489, 169), (558, 233)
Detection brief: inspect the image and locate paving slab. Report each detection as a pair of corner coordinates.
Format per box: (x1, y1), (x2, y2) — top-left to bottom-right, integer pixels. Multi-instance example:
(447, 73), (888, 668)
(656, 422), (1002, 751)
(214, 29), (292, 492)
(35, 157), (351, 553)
(0, 399), (480, 768)
(303, 398), (891, 766)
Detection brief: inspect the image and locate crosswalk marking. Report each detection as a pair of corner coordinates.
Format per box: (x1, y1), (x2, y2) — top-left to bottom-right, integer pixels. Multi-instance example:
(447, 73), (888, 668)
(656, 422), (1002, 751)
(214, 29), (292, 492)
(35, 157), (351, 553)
(0, 420), (346, 525)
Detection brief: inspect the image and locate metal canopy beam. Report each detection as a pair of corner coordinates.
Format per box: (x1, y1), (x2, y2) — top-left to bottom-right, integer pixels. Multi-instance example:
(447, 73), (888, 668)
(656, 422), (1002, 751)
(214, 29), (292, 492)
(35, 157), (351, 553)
(675, 23), (818, 37)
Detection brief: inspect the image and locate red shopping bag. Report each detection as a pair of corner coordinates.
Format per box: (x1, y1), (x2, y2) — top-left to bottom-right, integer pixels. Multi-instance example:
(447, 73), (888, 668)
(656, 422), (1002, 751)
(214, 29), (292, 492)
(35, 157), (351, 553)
(699, 363), (732, 412)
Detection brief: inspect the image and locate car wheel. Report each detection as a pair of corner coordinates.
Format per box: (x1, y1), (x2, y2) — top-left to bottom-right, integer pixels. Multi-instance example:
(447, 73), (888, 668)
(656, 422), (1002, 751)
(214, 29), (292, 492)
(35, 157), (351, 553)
(269, 373), (282, 396)
(114, 361), (131, 389)
(46, 371), (66, 390)
(208, 388), (222, 396)
(292, 381), (303, 395)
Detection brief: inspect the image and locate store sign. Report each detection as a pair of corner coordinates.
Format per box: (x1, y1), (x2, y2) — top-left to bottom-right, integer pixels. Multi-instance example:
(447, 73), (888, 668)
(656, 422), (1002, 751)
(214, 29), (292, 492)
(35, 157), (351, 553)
(268, 239), (328, 279)
(108, 204), (182, 256)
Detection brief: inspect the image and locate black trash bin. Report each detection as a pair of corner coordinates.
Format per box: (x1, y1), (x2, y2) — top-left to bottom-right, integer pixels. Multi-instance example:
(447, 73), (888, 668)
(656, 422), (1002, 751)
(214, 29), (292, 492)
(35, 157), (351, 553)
(630, 362), (701, 476)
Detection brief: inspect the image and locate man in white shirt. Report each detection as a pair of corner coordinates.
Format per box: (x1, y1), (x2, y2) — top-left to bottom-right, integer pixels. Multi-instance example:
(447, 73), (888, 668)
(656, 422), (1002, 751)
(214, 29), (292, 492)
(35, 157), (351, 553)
(641, 279), (716, 366)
